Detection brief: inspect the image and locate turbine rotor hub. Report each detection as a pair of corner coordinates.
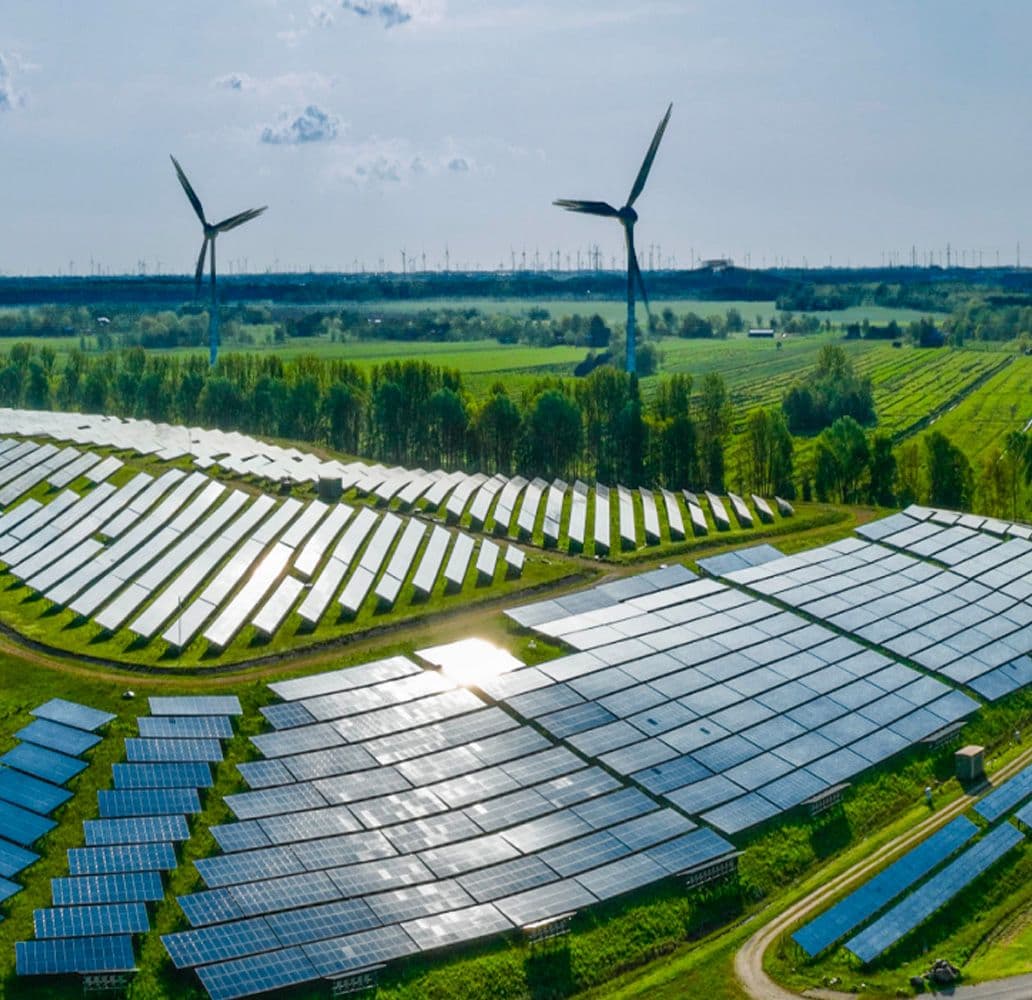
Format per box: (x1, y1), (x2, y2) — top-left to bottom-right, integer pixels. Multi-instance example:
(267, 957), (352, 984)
(618, 206), (638, 224)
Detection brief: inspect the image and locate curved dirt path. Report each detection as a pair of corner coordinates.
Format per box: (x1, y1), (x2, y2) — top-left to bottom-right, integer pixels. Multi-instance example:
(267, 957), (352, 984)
(735, 743), (1032, 1000)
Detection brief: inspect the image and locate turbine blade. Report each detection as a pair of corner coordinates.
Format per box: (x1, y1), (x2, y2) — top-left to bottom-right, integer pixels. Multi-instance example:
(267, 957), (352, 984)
(170, 155), (207, 226)
(214, 206), (268, 233)
(194, 238), (208, 288)
(553, 199), (620, 217)
(626, 226), (651, 318)
(627, 103), (672, 208)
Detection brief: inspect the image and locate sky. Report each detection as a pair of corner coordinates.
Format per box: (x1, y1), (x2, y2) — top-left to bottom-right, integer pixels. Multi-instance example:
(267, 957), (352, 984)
(2, 0), (1032, 276)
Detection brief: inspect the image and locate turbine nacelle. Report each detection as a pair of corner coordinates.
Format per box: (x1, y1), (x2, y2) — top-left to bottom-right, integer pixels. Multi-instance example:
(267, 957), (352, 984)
(618, 206), (638, 226)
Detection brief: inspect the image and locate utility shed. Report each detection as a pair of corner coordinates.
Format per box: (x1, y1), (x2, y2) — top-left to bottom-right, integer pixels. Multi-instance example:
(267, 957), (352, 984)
(955, 744), (985, 784)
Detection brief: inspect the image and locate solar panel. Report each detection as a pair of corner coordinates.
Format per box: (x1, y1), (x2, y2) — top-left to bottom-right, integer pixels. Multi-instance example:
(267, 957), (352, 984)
(0, 800), (57, 845)
(35, 902), (151, 938)
(845, 823), (1024, 962)
(412, 526), (451, 595)
(196, 947), (319, 1000)
(149, 696), (242, 716)
(973, 762), (1032, 822)
(52, 872), (165, 905)
(443, 533), (474, 588)
(301, 923), (419, 978)
(16, 718), (100, 756)
(0, 837), (39, 877)
(137, 715), (233, 740)
(792, 815), (978, 956)
(112, 762), (213, 788)
(16, 935), (136, 975)
(0, 767), (71, 814)
(32, 698), (114, 732)
(84, 815), (192, 845)
(124, 738), (223, 763)
(67, 842), (178, 874)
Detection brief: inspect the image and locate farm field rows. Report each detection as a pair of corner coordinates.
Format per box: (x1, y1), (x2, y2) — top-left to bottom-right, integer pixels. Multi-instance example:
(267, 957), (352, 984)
(921, 354), (1032, 457)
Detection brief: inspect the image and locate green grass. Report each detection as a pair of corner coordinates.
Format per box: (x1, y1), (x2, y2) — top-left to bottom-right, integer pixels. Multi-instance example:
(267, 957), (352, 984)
(922, 353), (1032, 457)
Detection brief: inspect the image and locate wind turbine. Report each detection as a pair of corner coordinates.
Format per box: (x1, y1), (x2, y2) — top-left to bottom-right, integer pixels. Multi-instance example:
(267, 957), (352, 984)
(170, 155), (266, 366)
(554, 103), (672, 374)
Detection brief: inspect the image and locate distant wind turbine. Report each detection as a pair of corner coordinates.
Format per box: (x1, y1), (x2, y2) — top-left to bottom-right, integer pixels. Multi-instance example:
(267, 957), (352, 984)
(554, 103), (672, 374)
(170, 155), (266, 366)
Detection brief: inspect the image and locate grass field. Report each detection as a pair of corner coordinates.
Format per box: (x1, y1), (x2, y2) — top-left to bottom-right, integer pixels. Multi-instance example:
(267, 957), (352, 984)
(921, 353), (1032, 457)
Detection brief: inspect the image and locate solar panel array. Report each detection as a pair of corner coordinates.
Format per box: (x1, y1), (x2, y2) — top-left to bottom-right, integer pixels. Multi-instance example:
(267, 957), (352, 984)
(0, 430), (524, 655)
(791, 815), (978, 956)
(0, 700), (113, 918)
(503, 566), (979, 835)
(844, 822), (1024, 962)
(167, 655), (736, 999)
(16, 697), (237, 980)
(720, 524), (1032, 702)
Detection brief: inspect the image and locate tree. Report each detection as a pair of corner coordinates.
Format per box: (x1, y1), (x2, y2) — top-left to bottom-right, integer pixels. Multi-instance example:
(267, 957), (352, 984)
(428, 387), (468, 467)
(924, 431), (973, 509)
(746, 409), (794, 497)
(813, 416), (869, 502)
(867, 433), (897, 506)
(474, 387), (521, 474)
(698, 373), (732, 490)
(523, 390), (582, 480)
(324, 382), (364, 454)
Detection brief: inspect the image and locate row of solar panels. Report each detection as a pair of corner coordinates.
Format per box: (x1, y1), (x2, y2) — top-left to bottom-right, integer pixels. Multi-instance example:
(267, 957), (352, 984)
(502, 561), (978, 835)
(0, 700), (114, 914)
(0, 408), (793, 560)
(165, 656), (738, 1000)
(0, 439), (524, 653)
(794, 758), (1032, 961)
(352, 468), (793, 555)
(15, 696), (241, 978)
(718, 515), (1032, 703)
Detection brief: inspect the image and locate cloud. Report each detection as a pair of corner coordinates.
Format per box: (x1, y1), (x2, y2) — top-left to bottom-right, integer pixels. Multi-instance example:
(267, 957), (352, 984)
(338, 0), (444, 29)
(310, 5), (334, 27)
(213, 71), (334, 96)
(328, 136), (475, 186)
(213, 72), (253, 92)
(0, 52), (26, 112)
(261, 104), (341, 144)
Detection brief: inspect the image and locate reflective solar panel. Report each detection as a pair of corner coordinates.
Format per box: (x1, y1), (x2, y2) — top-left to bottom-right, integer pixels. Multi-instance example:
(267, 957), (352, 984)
(17, 718), (101, 756)
(84, 815), (191, 845)
(845, 823), (1024, 962)
(35, 902), (150, 938)
(1, 742), (86, 784)
(0, 800), (56, 845)
(793, 815), (977, 956)
(16, 935), (136, 975)
(52, 872), (165, 906)
(0, 767), (72, 814)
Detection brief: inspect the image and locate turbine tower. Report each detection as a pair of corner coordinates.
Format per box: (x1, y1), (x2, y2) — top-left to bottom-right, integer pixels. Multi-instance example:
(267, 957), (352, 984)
(554, 103), (672, 374)
(170, 155), (266, 366)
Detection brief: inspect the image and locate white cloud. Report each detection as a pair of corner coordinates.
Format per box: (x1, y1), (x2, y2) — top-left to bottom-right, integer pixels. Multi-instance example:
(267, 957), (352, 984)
(328, 135), (476, 186)
(260, 104), (341, 144)
(212, 71), (334, 96)
(338, 0), (445, 29)
(0, 52), (26, 111)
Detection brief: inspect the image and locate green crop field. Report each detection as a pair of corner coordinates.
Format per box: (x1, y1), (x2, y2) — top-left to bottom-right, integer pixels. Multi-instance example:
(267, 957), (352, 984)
(922, 354), (1032, 457)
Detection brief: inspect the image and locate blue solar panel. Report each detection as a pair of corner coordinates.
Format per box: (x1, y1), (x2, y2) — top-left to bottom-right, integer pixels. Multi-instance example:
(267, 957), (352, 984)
(196, 946), (319, 1000)
(845, 823), (1024, 962)
(31, 698), (115, 733)
(646, 827), (736, 875)
(35, 902), (151, 938)
(112, 762), (213, 789)
(0, 767), (72, 814)
(163, 915), (282, 968)
(792, 816), (978, 957)
(16, 935), (136, 975)
(68, 843), (178, 875)
(125, 738), (223, 763)
(0, 875), (20, 903)
(1016, 800), (1032, 828)
(0, 800), (56, 846)
(97, 788), (201, 818)
(138, 715), (234, 740)
(0, 837), (38, 877)
(149, 696), (243, 717)
(52, 872), (165, 905)
(84, 815), (191, 845)
(0, 742), (86, 784)
(973, 762), (1032, 823)
(17, 718), (101, 756)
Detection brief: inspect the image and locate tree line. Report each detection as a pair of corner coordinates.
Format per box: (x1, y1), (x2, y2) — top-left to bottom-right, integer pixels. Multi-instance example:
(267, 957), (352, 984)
(0, 343), (736, 491)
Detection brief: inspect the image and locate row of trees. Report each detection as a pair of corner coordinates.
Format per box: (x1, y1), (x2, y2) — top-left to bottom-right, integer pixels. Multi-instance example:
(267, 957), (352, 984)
(0, 343), (735, 490)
